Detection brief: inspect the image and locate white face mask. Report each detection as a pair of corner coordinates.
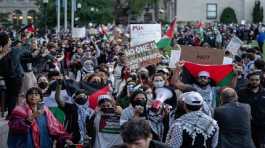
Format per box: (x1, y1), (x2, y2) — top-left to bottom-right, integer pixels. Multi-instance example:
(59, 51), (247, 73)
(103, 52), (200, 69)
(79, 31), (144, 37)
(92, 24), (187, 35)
(153, 80), (165, 88)
(146, 94), (153, 100)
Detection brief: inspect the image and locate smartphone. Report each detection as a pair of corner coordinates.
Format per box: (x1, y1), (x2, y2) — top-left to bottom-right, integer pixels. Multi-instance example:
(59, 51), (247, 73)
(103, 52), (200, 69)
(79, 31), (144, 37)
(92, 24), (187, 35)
(37, 101), (45, 111)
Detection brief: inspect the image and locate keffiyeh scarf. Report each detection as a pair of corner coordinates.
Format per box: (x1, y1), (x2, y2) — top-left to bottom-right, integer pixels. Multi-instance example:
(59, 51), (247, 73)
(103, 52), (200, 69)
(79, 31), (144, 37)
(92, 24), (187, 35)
(175, 111), (218, 146)
(75, 103), (94, 144)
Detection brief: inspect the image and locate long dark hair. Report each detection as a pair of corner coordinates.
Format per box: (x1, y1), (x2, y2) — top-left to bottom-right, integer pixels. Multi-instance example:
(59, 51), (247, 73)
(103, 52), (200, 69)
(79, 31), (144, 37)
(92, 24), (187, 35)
(26, 87), (43, 103)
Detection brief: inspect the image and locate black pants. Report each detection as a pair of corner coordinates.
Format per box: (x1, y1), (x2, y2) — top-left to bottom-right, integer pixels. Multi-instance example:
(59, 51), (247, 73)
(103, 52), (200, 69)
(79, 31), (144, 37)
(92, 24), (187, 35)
(4, 77), (22, 117)
(252, 125), (265, 148)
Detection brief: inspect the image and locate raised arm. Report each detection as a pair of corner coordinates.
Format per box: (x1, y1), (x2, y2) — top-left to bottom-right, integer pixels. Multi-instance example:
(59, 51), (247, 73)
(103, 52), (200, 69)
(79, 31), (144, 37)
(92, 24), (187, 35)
(170, 61), (193, 91)
(55, 79), (65, 108)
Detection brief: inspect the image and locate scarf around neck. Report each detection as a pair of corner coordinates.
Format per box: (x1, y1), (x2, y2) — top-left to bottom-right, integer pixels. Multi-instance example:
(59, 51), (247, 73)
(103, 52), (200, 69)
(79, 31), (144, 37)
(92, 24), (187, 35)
(176, 111), (218, 146)
(75, 103), (94, 144)
(193, 84), (214, 107)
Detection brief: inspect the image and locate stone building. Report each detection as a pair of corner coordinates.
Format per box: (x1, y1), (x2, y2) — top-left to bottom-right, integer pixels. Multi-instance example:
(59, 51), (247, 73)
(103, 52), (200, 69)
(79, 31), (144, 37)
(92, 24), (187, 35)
(0, 0), (39, 25)
(165, 0), (258, 23)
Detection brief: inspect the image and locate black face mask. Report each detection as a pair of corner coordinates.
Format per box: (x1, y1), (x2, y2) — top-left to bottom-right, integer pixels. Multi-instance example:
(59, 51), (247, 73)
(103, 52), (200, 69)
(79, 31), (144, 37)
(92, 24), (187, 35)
(38, 82), (48, 89)
(101, 107), (115, 114)
(132, 100), (146, 107)
(89, 81), (102, 89)
(75, 97), (87, 105)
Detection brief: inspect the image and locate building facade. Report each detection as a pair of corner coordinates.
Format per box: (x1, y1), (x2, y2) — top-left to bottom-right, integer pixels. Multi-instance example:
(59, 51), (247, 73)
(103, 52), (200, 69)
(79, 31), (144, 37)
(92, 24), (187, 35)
(166, 0), (257, 23)
(0, 0), (39, 25)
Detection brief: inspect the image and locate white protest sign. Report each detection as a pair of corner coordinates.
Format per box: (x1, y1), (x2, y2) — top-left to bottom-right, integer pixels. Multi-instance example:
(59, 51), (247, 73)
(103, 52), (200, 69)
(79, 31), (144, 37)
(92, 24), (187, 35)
(169, 50), (181, 68)
(223, 57), (233, 64)
(72, 27), (86, 38)
(130, 24), (161, 46)
(226, 36), (243, 55)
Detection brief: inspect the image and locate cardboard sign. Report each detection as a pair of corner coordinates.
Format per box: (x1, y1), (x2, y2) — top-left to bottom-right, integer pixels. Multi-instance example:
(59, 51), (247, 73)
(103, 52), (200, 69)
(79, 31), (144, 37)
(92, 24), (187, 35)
(180, 46), (224, 65)
(99, 114), (121, 134)
(124, 41), (162, 70)
(130, 24), (161, 46)
(226, 36), (243, 55)
(72, 27), (86, 38)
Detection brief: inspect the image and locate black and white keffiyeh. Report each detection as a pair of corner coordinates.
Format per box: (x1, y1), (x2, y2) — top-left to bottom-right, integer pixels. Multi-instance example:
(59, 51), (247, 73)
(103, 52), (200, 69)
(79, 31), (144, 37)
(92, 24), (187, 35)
(166, 111), (219, 148)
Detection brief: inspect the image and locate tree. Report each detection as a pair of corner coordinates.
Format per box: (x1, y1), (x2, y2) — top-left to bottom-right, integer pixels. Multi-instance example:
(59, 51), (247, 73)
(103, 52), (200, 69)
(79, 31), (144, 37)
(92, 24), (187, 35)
(0, 13), (12, 28)
(36, 0), (114, 30)
(220, 7), (238, 24)
(76, 0), (114, 25)
(113, 0), (160, 24)
(253, 0), (263, 23)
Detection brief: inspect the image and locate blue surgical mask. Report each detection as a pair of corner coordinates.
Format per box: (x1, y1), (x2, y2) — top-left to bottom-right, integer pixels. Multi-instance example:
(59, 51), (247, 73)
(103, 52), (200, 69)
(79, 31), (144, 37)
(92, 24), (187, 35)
(153, 80), (165, 88)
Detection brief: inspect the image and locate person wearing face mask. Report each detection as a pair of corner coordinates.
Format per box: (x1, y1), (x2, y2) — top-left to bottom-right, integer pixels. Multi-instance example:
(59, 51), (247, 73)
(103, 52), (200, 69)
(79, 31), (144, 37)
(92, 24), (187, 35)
(117, 80), (138, 108)
(152, 73), (177, 109)
(55, 80), (94, 145)
(87, 94), (123, 148)
(120, 90), (147, 125)
(37, 75), (49, 95)
(238, 71), (265, 148)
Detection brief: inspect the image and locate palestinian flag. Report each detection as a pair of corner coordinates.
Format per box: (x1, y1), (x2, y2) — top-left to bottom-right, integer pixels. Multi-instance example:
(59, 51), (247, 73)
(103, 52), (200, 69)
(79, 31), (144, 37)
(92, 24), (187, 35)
(88, 86), (110, 109)
(156, 17), (177, 49)
(182, 62), (235, 87)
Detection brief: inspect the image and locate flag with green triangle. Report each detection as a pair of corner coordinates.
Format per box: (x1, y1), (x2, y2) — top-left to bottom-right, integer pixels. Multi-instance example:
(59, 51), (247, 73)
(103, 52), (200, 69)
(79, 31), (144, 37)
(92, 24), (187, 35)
(156, 17), (177, 49)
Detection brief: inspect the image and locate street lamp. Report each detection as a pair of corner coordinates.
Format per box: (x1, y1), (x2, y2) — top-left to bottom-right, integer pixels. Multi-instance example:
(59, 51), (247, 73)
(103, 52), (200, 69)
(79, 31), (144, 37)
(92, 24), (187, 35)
(77, 3), (82, 9)
(90, 7), (95, 12)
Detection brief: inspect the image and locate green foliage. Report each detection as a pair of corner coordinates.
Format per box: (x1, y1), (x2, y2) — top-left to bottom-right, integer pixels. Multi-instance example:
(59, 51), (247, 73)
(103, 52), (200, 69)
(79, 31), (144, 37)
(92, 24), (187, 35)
(36, 0), (114, 30)
(129, 0), (160, 16)
(253, 1), (263, 23)
(220, 7), (238, 24)
(77, 0), (114, 25)
(0, 13), (12, 27)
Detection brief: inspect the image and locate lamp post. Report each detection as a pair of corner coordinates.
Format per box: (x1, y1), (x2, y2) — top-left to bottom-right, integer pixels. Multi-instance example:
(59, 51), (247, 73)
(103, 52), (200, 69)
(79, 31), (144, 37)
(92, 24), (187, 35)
(57, 0), (61, 35)
(64, 0), (67, 32)
(43, 0), (48, 33)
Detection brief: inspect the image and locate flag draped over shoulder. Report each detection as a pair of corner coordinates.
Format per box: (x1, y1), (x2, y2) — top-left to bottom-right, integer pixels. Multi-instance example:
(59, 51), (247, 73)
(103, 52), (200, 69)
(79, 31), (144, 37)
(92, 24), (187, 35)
(156, 17), (177, 49)
(182, 62), (235, 87)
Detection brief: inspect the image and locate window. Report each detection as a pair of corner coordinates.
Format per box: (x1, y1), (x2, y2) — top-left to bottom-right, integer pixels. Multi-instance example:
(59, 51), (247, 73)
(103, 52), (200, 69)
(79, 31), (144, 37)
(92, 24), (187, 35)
(207, 3), (217, 19)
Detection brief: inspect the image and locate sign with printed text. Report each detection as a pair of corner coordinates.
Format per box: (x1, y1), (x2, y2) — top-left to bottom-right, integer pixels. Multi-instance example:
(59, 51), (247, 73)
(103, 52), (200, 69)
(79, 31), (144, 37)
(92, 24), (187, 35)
(72, 27), (86, 38)
(226, 36), (243, 55)
(99, 114), (121, 134)
(130, 24), (161, 46)
(180, 46), (224, 65)
(124, 41), (162, 70)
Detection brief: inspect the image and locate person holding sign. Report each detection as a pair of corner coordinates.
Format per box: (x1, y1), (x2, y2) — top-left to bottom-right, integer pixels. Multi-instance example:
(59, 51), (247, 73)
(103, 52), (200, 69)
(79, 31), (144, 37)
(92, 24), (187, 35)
(87, 94), (123, 148)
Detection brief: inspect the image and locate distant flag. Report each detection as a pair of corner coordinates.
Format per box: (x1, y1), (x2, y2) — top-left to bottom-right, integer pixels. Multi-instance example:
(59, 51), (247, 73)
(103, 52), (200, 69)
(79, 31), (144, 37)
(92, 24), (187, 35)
(156, 17), (177, 49)
(195, 21), (205, 42)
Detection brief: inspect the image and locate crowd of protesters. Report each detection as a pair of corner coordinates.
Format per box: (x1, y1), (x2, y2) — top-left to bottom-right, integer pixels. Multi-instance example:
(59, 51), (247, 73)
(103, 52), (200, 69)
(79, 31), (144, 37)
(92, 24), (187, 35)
(0, 21), (265, 148)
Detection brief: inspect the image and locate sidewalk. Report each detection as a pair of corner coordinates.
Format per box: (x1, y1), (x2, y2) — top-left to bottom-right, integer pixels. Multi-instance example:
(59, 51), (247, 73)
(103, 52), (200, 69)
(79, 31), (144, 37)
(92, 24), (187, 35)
(0, 117), (8, 148)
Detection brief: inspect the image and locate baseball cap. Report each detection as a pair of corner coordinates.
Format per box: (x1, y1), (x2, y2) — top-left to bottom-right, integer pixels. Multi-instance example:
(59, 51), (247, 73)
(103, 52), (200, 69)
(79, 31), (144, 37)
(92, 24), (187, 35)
(181, 91), (203, 106)
(97, 94), (112, 103)
(198, 71), (210, 78)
